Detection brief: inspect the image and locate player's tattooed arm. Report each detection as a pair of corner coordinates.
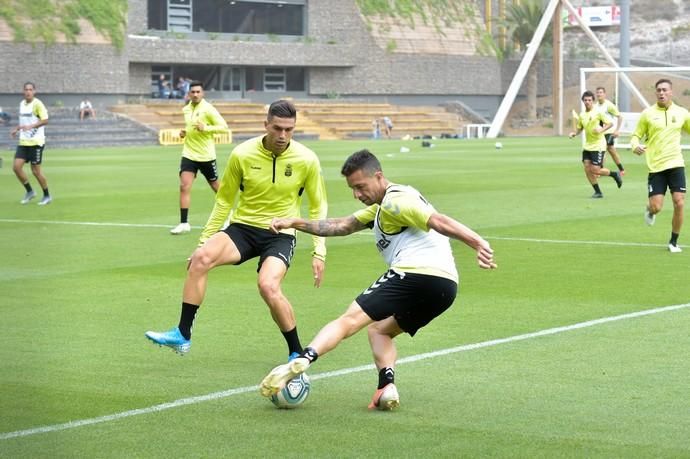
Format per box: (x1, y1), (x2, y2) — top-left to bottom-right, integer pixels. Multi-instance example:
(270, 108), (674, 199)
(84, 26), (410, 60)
(271, 215), (366, 236)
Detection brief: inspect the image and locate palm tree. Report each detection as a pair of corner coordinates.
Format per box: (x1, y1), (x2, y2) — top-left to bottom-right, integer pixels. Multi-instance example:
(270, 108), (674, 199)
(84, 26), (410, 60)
(496, 0), (551, 120)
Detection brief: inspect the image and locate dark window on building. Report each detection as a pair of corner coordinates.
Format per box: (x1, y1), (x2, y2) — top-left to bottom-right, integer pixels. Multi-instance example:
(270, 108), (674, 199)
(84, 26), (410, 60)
(286, 68), (305, 91)
(148, 0), (305, 35)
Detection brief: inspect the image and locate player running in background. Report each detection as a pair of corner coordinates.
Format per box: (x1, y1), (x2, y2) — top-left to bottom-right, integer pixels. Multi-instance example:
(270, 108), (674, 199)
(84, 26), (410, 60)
(595, 87), (625, 175)
(170, 81), (229, 235)
(260, 149), (496, 410)
(569, 90), (622, 198)
(631, 78), (690, 253)
(146, 100), (328, 359)
(10, 82), (51, 205)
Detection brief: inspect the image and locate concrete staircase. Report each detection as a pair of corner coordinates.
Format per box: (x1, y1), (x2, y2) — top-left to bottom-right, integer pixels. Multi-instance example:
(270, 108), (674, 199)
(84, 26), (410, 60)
(0, 108), (158, 150)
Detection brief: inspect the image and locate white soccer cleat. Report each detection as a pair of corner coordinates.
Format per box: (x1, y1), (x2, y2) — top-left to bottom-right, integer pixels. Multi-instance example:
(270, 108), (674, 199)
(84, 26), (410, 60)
(668, 243), (683, 253)
(644, 209), (656, 226)
(20, 190), (36, 204)
(170, 222), (191, 234)
(260, 357), (310, 398)
(368, 383), (400, 411)
(37, 195), (52, 206)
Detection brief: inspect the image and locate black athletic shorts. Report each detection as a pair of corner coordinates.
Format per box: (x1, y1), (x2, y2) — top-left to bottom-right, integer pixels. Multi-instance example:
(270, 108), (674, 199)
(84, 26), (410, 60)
(582, 150), (605, 166)
(648, 167), (686, 197)
(604, 134), (615, 146)
(180, 157), (218, 182)
(222, 222), (296, 271)
(15, 145), (45, 165)
(355, 269), (458, 336)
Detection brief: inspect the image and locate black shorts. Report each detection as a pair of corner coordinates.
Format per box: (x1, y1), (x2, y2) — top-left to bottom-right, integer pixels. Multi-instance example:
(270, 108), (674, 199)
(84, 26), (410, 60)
(604, 134), (615, 146)
(15, 145), (45, 165)
(180, 157), (218, 182)
(222, 222), (296, 271)
(355, 269), (458, 336)
(582, 150), (605, 166)
(648, 167), (686, 197)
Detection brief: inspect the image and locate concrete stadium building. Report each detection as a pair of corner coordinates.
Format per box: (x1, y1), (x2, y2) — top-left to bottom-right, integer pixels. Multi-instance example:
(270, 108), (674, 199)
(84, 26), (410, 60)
(0, 0), (583, 119)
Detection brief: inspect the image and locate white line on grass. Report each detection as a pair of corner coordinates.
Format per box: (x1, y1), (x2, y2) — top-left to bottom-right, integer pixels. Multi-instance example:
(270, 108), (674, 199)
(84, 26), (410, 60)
(0, 219), (680, 249)
(2, 302), (689, 441)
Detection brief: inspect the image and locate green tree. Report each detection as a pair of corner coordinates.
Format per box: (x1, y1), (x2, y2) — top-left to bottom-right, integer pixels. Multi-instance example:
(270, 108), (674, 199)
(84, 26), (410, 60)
(0, 0), (127, 50)
(494, 0), (552, 120)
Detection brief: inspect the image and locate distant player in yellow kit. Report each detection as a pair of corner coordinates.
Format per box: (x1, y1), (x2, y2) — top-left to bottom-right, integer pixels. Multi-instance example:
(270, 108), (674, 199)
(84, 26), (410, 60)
(147, 100), (328, 359)
(631, 79), (690, 253)
(170, 81), (229, 235)
(569, 90), (623, 198)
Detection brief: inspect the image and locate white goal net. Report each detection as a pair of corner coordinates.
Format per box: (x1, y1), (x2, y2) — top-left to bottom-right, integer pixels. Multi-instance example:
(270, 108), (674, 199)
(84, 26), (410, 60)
(579, 66), (690, 149)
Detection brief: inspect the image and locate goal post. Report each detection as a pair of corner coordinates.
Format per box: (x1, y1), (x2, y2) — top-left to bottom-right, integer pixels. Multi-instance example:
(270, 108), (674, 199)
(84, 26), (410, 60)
(579, 66), (690, 149)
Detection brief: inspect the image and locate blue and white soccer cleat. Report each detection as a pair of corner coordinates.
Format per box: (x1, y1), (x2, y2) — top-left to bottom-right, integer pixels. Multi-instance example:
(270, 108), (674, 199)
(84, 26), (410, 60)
(20, 190), (36, 204)
(145, 327), (191, 355)
(288, 351), (300, 362)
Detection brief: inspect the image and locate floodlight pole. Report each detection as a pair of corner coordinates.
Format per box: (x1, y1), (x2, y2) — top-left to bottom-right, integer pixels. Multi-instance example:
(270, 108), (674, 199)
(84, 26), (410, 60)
(619, 0), (631, 111)
(552, 1), (563, 136)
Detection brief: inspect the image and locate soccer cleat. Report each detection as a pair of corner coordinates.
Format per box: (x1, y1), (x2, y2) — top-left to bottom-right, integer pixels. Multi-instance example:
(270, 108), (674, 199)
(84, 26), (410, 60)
(591, 192), (604, 199)
(145, 327), (191, 354)
(37, 195), (52, 206)
(288, 352), (300, 362)
(368, 383), (400, 411)
(644, 209), (656, 226)
(20, 190), (36, 204)
(612, 173), (623, 188)
(170, 222), (191, 235)
(668, 243), (683, 253)
(619, 169), (626, 177)
(260, 357), (310, 397)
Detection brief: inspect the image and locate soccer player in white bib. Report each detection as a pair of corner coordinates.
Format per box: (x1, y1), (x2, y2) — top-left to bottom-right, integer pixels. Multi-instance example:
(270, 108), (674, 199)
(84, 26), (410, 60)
(260, 149), (497, 410)
(10, 82), (51, 205)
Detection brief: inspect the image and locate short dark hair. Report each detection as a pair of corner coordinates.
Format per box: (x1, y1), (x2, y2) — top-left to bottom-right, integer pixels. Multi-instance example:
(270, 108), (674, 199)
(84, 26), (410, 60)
(267, 100), (297, 120)
(23, 82), (35, 90)
(581, 90), (595, 101)
(595, 86), (606, 93)
(341, 149), (382, 177)
(655, 78), (672, 88)
(189, 81), (203, 90)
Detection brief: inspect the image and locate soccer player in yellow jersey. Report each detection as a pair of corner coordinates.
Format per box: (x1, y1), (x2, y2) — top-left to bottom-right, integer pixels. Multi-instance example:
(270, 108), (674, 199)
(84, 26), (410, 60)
(147, 100), (328, 359)
(10, 82), (51, 205)
(569, 90), (623, 198)
(631, 79), (690, 253)
(595, 87), (625, 175)
(170, 81), (228, 235)
(260, 150), (496, 410)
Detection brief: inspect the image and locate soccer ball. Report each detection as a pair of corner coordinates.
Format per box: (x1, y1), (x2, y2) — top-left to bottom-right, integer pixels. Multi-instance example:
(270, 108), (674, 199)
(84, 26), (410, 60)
(270, 373), (311, 409)
(495, 142), (503, 149)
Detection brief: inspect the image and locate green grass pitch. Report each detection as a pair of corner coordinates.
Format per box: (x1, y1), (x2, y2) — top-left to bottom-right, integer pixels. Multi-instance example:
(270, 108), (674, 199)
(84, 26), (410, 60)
(1, 137), (689, 457)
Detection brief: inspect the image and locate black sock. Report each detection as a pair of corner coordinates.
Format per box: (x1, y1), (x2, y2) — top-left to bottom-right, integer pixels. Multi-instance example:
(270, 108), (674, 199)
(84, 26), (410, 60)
(617, 163), (624, 172)
(300, 346), (319, 363)
(670, 232), (679, 246)
(592, 184), (602, 193)
(378, 367), (395, 389)
(42, 187), (49, 197)
(282, 327), (302, 355)
(178, 302), (199, 340)
(23, 182), (32, 192)
(180, 208), (189, 224)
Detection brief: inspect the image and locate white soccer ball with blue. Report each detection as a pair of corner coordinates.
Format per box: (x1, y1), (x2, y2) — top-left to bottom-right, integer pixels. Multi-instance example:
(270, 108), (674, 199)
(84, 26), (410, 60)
(495, 142), (503, 149)
(270, 373), (311, 409)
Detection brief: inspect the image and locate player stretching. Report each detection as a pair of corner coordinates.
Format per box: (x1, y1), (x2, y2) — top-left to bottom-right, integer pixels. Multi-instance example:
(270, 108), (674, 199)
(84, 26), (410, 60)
(10, 82), (51, 205)
(170, 81), (228, 235)
(631, 78), (690, 253)
(260, 150), (496, 410)
(146, 100), (327, 360)
(595, 87), (625, 175)
(569, 90), (622, 198)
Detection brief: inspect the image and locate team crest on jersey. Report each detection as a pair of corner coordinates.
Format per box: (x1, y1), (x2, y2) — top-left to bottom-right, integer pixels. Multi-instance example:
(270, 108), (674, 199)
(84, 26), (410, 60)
(285, 164), (293, 177)
(376, 234), (391, 252)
